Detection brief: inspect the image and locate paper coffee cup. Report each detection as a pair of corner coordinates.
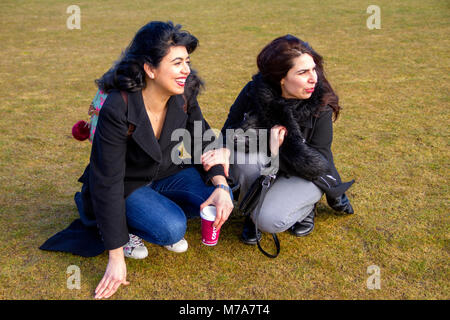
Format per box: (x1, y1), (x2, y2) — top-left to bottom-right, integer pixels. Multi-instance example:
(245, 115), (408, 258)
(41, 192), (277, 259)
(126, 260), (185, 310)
(200, 206), (220, 246)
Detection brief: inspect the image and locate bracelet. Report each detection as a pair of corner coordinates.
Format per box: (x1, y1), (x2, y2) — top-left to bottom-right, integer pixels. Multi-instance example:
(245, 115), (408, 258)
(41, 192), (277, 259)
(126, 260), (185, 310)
(216, 184), (233, 199)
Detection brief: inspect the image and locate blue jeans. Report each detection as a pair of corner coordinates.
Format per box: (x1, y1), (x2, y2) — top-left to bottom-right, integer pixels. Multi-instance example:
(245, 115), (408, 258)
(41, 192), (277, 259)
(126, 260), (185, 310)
(125, 167), (215, 246)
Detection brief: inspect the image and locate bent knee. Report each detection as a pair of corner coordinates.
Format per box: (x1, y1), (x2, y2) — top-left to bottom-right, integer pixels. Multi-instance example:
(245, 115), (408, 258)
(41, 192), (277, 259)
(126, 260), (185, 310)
(157, 218), (187, 245)
(137, 220), (187, 246)
(254, 203), (315, 234)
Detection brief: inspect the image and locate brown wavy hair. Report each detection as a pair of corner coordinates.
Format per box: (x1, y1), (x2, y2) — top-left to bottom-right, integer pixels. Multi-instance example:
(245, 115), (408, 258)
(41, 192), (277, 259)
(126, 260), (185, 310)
(257, 34), (341, 120)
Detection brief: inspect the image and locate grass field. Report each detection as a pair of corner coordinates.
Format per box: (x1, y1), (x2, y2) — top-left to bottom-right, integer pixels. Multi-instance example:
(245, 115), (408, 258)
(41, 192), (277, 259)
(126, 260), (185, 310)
(0, 0), (448, 300)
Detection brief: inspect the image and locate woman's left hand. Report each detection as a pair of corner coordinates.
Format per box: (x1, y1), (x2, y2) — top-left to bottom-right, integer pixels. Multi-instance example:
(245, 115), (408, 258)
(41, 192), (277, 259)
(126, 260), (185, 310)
(200, 186), (234, 231)
(201, 148), (231, 177)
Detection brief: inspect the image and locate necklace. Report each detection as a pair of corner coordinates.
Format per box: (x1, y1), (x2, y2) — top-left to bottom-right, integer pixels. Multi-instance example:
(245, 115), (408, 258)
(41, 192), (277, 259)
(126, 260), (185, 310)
(147, 108), (161, 122)
(142, 93), (167, 124)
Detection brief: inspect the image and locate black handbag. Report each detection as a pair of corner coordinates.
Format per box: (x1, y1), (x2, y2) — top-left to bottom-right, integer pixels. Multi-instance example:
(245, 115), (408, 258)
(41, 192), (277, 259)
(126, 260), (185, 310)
(239, 174), (280, 258)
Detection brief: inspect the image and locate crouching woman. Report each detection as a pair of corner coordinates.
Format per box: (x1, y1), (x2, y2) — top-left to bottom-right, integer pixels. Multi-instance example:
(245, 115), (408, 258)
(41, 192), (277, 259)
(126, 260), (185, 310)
(42, 21), (233, 299)
(202, 35), (354, 245)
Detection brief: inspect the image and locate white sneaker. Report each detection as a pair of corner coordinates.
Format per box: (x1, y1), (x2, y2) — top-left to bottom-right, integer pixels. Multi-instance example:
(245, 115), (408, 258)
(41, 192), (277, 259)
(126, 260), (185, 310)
(123, 234), (148, 259)
(164, 238), (188, 253)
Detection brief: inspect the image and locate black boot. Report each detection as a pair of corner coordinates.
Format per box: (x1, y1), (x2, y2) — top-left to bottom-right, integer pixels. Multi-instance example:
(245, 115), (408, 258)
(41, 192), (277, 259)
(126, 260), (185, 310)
(290, 208), (315, 237)
(326, 193), (354, 214)
(241, 216), (262, 245)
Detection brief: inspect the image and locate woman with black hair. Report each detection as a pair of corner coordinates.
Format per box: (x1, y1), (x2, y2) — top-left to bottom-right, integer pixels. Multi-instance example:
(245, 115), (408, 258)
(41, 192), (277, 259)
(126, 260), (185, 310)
(80, 21), (233, 299)
(202, 35), (354, 245)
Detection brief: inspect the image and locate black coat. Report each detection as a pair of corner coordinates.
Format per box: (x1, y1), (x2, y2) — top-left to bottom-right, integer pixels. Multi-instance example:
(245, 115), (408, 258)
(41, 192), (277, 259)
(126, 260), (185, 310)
(221, 75), (354, 209)
(81, 89), (225, 250)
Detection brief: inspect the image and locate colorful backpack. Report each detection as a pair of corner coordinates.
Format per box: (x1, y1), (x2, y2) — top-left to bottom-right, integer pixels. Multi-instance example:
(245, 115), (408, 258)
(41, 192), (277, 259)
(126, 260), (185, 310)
(71, 89), (131, 142)
(87, 89), (109, 143)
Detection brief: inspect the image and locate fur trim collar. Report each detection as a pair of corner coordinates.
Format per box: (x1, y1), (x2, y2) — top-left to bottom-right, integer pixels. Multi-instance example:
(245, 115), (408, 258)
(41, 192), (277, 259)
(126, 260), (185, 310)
(248, 73), (325, 129)
(239, 73), (330, 180)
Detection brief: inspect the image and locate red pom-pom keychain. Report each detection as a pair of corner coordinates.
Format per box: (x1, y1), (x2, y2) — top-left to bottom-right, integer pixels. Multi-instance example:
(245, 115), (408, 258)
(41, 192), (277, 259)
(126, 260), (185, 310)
(72, 120), (90, 141)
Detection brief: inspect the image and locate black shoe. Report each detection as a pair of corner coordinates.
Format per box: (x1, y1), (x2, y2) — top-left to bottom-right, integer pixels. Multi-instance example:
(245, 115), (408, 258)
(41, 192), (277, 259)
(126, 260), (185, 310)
(290, 209), (315, 237)
(241, 216), (262, 245)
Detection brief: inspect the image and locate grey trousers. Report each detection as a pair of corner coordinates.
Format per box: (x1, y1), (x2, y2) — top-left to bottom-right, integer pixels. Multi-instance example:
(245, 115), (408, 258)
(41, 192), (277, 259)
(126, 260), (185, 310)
(230, 151), (323, 234)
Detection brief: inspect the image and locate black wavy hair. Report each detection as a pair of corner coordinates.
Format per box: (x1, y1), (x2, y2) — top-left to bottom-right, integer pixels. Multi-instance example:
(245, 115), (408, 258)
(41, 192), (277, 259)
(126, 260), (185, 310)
(96, 21), (198, 93)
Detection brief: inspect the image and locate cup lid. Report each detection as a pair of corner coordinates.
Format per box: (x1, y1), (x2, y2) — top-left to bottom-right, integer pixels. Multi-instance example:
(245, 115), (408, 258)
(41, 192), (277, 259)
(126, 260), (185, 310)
(200, 205), (216, 221)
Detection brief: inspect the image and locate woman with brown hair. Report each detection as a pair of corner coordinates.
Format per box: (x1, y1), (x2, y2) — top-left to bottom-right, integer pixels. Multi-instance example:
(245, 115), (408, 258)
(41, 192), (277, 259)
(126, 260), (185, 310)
(202, 35), (354, 244)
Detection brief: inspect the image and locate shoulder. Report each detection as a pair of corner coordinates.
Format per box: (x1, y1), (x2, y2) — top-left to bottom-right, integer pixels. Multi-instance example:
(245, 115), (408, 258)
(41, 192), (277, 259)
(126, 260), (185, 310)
(317, 105), (333, 119)
(228, 81), (256, 114)
(103, 90), (127, 109)
(242, 79), (259, 99)
(97, 90), (128, 126)
(242, 80), (254, 94)
(312, 105), (334, 137)
(312, 105), (334, 130)
(232, 80), (256, 106)
(101, 90), (127, 116)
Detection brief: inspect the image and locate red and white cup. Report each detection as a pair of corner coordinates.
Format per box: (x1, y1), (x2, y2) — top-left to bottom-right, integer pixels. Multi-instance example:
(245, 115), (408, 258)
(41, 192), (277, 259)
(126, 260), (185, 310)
(200, 206), (220, 246)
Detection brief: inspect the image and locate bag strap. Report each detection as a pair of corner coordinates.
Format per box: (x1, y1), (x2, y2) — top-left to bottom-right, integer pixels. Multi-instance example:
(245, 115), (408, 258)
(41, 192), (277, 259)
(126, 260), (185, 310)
(254, 174), (280, 258)
(120, 90), (128, 105)
(120, 91), (135, 137)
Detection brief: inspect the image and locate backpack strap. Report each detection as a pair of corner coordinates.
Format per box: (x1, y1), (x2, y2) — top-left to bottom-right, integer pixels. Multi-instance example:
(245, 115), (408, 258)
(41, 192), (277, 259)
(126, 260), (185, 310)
(120, 91), (135, 137)
(120, 90), (128, 105)
(88, 103), (99, 116)
(181, 94), (188, 113)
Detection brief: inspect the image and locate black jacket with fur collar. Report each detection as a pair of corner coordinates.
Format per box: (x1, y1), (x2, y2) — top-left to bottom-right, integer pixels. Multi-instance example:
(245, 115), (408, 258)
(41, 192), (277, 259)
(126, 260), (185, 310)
(221, 74), (354, 204)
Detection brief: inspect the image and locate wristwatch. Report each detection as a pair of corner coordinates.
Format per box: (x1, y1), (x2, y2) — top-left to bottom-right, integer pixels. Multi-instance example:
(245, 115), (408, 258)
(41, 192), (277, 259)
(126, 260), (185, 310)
(216, 184), (233, 200)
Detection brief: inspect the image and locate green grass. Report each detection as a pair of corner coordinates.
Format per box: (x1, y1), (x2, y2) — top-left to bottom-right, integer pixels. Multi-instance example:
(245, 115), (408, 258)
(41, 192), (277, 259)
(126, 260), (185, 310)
(0, 0), (449, 300)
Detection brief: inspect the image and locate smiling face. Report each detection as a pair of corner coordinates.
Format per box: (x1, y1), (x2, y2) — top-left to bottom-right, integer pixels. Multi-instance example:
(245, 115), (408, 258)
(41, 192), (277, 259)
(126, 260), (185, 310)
(280, 53), (317, 100)
(145, 45), (191, 96)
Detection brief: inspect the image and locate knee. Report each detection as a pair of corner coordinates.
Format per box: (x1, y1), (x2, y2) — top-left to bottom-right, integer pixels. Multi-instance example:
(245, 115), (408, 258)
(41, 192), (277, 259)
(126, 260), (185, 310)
(254, 211), (287, 234)
(139, 204), (187, 245)
(158, 216), (187, 245)
(253, 203), (316, 234)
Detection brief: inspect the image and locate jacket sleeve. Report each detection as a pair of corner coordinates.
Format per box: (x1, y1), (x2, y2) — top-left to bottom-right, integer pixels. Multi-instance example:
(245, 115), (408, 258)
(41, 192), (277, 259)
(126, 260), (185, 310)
(88, 92), (130, 250)
(309, 108), (338, 177)
(310, 108), (354, 199)
(186, 97), (226, 182)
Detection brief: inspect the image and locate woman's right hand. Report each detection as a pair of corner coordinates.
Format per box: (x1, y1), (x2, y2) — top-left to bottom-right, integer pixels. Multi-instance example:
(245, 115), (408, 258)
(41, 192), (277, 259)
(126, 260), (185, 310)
(270, 125), (288, 156)
(94, 248), (129, 299)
